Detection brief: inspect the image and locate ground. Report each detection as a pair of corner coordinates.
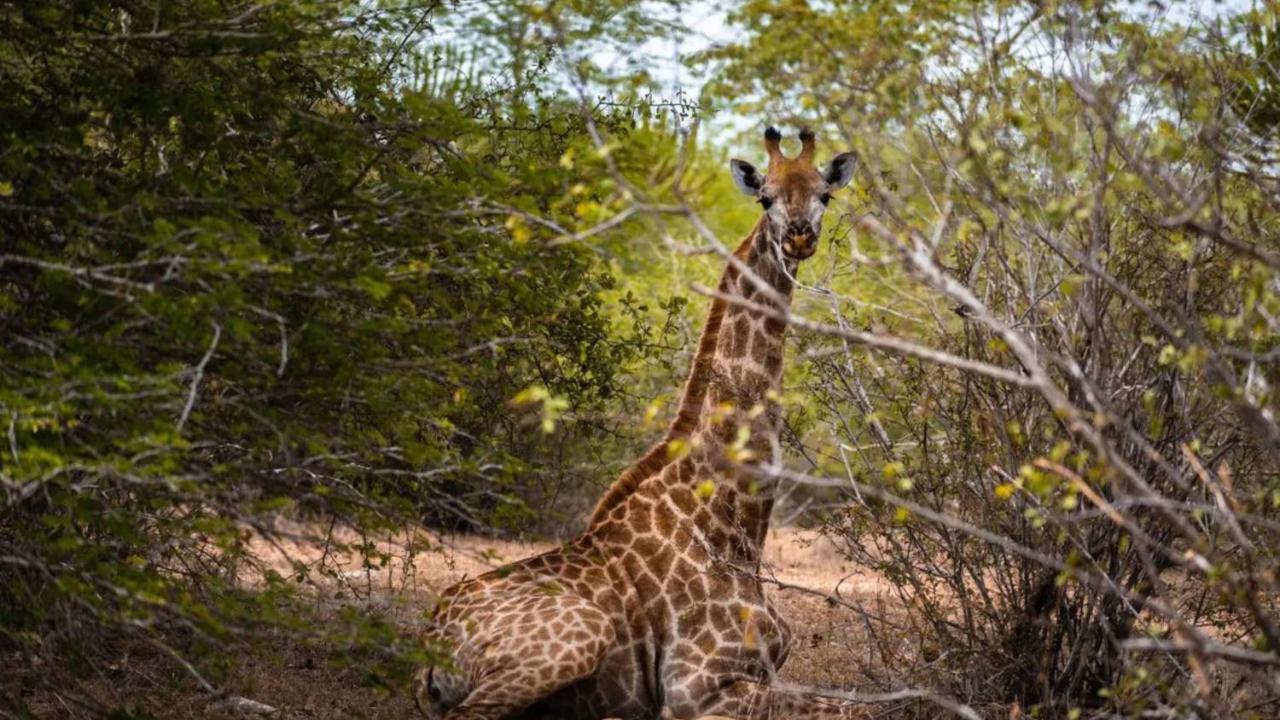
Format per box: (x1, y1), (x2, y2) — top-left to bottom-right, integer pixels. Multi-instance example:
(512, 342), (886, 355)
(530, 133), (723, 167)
(13, 526), (896, 719)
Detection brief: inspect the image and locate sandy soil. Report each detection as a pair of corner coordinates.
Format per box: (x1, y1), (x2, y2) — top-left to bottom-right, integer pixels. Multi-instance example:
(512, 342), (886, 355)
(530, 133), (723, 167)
(256, 524), (894, 718)
(16, 525), (897, 719)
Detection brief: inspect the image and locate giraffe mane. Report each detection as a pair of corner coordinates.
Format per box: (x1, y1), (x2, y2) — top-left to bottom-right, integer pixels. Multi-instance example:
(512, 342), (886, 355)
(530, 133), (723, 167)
(586, 230), (759, 528)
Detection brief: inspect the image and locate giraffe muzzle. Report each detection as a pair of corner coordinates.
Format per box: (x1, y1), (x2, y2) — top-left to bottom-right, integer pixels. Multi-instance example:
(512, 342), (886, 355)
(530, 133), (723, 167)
(781, 234), (817, 260)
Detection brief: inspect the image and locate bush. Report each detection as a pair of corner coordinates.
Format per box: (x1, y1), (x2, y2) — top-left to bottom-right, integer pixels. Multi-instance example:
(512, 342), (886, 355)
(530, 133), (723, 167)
(708, 2), (1280, 715)
(0, 1), (655, 710)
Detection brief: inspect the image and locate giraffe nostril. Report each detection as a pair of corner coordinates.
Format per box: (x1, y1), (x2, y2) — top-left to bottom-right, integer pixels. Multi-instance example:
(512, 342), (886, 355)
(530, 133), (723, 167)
(782, 234), (817, 259)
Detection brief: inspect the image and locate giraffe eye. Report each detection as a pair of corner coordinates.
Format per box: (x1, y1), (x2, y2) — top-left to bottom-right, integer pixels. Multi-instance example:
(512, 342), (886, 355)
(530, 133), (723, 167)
(759, 196), (773, 210)
(819, 193), (831, 206)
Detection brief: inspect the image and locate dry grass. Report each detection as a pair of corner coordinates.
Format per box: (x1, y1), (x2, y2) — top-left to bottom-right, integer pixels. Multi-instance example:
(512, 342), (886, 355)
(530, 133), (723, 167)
(11, 525), (897, 719)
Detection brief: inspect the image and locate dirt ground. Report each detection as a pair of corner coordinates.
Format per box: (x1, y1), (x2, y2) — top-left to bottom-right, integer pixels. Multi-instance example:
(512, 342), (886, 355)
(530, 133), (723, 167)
(14, 526), (897, 719)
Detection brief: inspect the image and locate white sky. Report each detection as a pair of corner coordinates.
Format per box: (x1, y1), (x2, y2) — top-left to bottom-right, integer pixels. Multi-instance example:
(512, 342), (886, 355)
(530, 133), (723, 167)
(584, 0), (1258, 147)
(585, 1), (739, 138)
(589, 0), (732, 89)
(593, 0), (1256, 89)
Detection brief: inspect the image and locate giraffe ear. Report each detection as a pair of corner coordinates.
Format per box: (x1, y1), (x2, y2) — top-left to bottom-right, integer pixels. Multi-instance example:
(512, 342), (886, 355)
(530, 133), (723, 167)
(729, 159), (764, 196)
(823, 152), (858, 190)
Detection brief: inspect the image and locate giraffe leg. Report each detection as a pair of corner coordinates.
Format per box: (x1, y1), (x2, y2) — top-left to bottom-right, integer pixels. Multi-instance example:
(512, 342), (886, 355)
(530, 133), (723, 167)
(441, 662), (595, 720)
(677, 680), (870, 720)
(435, 653), (602, 720)
(417, 592), (616, 720)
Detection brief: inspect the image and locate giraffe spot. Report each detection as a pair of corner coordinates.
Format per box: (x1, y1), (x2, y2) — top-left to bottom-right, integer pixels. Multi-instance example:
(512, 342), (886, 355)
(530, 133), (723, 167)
(669, 486), (697, 513)
(711, 504), (737, 529)
(665, 568), (686, 591)
(648, 600), (672, 628)
(621, 551), (645, 577)
(688, 672), (717, 698)
(674, 639), (699, 658)
(707, 573), (732, 598)
(717, 486), (738, 507)
(705, 655), (737, 676)
(635, 573), (662, 601)
(630, 503), (652, 534)
(750, 331), (769, 363)
(692, 507), (712, 527)
(709, 604), (731, 630)
(609, 523), (633, 545)
(649, 545), (675, 578)
(677, 606), (707, 635)
(694, 628), (716, 653)
(673, 458), (692, 482)
(671, 556), (697, 581)
(687, 575), (708, 602)
(597, 593), (623, 615)
(653, 502), (676, 536)
(633, 535), (660, 557)
(731, 315), (750, 356)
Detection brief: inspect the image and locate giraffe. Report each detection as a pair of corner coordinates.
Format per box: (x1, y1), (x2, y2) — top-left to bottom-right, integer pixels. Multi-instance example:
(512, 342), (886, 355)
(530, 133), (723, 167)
(415, 127), (863, 720)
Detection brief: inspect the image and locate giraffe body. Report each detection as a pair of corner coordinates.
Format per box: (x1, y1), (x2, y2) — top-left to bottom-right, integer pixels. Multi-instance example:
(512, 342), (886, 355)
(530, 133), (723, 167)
(420, 503), (790, 720)
(416, 128), (864, 720)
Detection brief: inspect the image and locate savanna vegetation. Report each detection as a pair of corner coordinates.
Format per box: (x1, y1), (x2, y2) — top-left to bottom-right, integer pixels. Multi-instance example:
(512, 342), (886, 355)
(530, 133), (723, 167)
(3, 1), (1280, 718)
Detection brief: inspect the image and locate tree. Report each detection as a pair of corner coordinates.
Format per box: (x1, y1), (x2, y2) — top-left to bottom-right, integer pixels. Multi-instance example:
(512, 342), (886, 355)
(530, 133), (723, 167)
(694, 1), (1280, 715)
(0, 1), (662, 711)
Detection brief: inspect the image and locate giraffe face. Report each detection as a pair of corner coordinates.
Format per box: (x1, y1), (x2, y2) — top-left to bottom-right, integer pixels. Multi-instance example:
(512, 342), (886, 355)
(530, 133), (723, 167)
(730, 128), (856, 261)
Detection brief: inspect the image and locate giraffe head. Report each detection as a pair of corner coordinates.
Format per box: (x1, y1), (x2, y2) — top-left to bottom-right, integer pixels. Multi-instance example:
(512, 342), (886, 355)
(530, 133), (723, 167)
(729, 126), (856, 260)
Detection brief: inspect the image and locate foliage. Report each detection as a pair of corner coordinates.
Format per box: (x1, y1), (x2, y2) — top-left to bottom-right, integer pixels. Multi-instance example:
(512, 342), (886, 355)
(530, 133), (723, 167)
(704, 1), (1280, 716)
(0, 0), (671, 711)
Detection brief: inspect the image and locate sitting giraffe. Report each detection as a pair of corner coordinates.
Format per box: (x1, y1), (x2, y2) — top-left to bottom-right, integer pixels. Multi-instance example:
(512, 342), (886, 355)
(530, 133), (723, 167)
(415, 127), (865, 720)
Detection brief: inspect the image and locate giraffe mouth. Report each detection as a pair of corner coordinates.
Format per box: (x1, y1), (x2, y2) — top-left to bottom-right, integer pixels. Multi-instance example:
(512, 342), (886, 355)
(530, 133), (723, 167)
(781, 236), (817, 260)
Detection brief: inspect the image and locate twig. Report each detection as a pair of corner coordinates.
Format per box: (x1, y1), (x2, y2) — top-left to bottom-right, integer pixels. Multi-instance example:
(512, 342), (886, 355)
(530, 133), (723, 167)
(771, 680), (982, 720)
(249, 306), (288, 377)
(176, 322), (222, 435)
(692, 283), (1037, 388)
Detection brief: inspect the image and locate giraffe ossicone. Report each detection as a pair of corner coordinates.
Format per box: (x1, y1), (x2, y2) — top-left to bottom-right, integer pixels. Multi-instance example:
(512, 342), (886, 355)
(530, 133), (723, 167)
(415, 127), (866, 720)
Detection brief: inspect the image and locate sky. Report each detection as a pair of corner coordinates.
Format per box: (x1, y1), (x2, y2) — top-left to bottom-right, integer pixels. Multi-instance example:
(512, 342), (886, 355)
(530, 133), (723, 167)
(589, 0), (1257, 90)
(582, 0), (741, 138)
(431, 0), (1262, 153)
(589, 0), (732, 91)
(583, 0), (1259, 145)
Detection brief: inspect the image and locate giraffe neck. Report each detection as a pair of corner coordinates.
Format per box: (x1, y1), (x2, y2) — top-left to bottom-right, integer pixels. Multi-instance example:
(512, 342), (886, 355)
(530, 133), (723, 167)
(585, 229), (754, 529)
(692, 219), (795, 449)
(586, 219), (788, 527)
(684, 219), (795, 560)
(585, 219), (796, 562)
